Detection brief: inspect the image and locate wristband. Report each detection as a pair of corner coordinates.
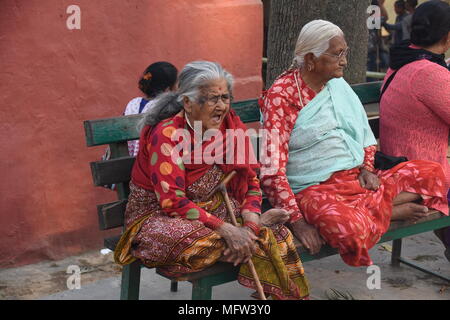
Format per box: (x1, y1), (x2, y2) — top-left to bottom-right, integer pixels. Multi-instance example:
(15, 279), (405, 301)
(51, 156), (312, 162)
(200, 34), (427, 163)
(362, 164), (376, 173)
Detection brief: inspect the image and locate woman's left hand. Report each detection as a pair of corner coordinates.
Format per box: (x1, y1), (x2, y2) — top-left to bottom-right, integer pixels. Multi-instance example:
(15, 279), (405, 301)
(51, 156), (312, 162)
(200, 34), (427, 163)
(221, 227), (258, 266)
(358, 168), (380, 190)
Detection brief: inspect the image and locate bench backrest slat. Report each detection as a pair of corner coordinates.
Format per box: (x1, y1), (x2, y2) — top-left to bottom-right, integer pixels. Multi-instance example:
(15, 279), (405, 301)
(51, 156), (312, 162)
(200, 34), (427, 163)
(350, 82), (382, 104)
(231, 99), (261, 123)
(84, 114), (143, 147)
(90, 156), (135, 186)
(97, 200), (127, 230)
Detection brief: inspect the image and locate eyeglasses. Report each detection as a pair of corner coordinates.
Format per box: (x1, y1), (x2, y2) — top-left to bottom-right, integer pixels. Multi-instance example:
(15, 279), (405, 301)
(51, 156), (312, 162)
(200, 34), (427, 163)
(322, 48), (350, 60)
(199, 94), (233, 107)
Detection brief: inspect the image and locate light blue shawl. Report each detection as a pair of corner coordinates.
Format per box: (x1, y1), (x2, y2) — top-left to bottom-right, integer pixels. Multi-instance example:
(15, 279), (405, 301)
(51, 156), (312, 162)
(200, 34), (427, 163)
(286, 77), (377, 193)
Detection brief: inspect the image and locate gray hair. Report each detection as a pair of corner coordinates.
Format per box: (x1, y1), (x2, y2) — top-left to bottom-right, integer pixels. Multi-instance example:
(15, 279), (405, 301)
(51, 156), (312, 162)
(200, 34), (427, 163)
(139, 61), (234, 128)
(291, 20), (344, 69)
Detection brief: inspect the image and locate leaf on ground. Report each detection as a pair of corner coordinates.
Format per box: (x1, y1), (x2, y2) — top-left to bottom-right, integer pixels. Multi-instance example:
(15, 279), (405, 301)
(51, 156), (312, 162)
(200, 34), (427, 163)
(80, 266), (97, 274)
(325, 288), (355, 300)
(379, 244), (392, 252)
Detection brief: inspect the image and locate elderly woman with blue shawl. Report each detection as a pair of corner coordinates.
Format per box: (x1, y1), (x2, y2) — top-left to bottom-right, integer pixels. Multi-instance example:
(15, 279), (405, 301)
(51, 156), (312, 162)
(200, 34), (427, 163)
(259, 20), (448, 266)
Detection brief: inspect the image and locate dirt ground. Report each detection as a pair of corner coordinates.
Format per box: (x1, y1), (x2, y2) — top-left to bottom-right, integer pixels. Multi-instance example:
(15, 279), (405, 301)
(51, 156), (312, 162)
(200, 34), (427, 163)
(0, 250), (121, 300)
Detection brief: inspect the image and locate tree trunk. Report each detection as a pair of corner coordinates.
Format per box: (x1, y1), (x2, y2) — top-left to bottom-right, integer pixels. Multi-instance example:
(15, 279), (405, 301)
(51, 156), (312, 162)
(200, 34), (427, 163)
(266, 0), (371, 87)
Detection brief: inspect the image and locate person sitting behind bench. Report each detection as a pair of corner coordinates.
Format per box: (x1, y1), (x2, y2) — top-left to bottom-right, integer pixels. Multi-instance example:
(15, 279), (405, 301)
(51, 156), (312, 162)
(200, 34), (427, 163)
(259, 19), (449, 267)
(114, 61), (310, 300)
(123, 61), (178, 156)
(379, 0), (450, 262)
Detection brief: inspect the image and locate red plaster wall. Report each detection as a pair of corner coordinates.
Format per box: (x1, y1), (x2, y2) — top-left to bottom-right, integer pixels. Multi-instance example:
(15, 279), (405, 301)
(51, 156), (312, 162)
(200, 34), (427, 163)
(0, 0), (263, 268)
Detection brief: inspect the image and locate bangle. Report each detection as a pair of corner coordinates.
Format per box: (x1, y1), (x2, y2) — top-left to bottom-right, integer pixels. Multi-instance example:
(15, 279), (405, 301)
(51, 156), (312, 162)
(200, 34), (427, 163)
(244, 221), (260, 237)
(362, 164), (376, 173)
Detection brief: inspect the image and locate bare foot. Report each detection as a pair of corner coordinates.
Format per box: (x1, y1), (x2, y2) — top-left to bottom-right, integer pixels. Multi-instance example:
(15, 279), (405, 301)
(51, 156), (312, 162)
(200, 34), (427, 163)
(260, 208), (290, 227)
(391, 202), (429, 222)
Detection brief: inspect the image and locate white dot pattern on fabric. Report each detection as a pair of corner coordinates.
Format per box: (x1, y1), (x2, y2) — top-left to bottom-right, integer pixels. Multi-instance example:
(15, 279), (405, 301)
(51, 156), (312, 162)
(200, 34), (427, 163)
(259, 69), (316, 223)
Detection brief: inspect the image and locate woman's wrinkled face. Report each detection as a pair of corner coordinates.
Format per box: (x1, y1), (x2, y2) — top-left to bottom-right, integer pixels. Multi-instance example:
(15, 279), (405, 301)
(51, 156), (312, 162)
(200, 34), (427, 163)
(184, 79), (231, 133)
(314, 36), (348, 81)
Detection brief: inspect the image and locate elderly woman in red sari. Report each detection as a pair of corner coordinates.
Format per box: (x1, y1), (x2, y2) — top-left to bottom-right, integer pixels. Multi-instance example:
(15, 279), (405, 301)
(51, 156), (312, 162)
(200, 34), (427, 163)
(260, 20), (448, 267)
(115, 61), (309, 300)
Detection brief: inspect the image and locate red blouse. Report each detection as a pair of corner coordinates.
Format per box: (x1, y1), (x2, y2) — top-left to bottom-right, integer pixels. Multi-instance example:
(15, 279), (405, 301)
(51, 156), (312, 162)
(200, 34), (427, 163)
(131, 112), (262, 230)
(259, 69), (377, 223)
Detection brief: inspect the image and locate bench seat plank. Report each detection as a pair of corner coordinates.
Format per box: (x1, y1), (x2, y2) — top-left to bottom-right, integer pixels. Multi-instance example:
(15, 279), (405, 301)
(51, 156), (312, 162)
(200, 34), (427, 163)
(156, 262), (240, 283)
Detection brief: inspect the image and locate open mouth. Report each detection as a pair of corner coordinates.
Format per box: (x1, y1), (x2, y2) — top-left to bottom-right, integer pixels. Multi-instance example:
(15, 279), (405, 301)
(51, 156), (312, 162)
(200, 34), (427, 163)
(211, 113), (223, 124)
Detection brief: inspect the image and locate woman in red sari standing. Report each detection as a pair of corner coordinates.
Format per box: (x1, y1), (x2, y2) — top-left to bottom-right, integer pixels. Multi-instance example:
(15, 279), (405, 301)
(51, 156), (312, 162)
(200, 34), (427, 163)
(115, 61), (310, 299)
(260, 20), (448, 267)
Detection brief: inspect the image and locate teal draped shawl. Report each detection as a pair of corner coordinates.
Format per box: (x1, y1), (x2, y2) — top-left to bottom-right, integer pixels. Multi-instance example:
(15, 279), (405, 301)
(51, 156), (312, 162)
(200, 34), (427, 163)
(286, 77), (377, 193)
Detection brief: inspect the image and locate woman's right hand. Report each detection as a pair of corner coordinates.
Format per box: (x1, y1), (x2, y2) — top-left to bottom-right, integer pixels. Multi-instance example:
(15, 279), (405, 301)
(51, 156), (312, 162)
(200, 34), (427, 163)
(216, 223), (258, 266)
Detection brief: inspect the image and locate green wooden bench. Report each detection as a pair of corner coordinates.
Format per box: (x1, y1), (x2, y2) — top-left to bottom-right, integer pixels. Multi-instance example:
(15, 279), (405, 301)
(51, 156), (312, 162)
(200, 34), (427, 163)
(84, 80), (450, 300)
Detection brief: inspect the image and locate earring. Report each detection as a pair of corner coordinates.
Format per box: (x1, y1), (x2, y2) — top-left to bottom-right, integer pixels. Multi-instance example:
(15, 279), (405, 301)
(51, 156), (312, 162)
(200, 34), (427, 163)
(308, 65), (313, 72)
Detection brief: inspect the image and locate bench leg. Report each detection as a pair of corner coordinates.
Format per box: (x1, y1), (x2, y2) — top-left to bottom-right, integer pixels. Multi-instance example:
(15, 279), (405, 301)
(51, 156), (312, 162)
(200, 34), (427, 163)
(120, 260), (141, 300)
(391, 239), (402, 267)
(191, 279), (213, 300)
(170, 280), (178, 292)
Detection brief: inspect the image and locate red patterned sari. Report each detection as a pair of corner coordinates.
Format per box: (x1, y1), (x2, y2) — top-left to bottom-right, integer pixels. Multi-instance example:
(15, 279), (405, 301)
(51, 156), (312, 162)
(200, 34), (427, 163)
(260, 69), (448, 266)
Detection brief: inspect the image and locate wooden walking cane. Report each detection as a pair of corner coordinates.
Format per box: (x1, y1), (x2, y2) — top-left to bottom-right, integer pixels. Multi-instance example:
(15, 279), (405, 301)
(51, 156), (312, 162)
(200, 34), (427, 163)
(207, 171), (267, 300)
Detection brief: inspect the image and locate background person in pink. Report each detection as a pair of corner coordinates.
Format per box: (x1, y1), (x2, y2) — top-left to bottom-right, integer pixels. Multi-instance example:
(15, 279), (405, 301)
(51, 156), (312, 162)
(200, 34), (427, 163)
(379, 0), (450, 261)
